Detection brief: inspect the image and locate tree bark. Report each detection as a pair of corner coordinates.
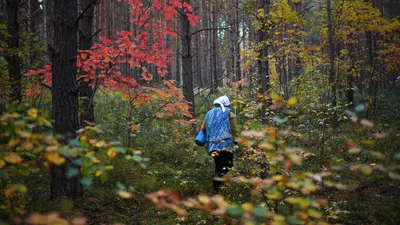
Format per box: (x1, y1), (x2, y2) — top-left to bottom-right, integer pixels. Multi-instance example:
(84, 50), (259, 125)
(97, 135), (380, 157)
(327, 0), (338, 130)
(175, 19), (181, 85)
(180, 0), (195, 117)
(257, 0), (270, 125)
(79, 0), (95, 126)
(51, 0), (82, 199)
(5, 0), (21, 103)
(211, 0), (219, 90)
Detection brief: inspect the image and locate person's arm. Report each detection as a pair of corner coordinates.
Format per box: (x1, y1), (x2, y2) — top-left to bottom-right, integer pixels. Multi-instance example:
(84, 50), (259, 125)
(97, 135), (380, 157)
(229, 112), (237, 140)
(201, 119), (206, 131)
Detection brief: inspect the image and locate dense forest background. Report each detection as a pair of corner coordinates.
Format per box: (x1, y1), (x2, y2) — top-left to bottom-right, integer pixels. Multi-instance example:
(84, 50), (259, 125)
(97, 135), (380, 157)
(0, 0), (400, 224)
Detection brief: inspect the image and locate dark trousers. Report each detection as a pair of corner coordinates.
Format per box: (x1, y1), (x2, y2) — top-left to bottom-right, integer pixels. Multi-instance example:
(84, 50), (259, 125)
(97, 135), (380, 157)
(212, 151), (233, 191)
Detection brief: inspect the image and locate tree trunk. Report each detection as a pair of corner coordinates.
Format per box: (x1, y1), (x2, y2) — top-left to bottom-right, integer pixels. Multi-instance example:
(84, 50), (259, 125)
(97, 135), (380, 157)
(79, 0), (95, 126)
(347, 34), (355, 109)
(175, 19), (181, 85)
(5, 0), (21, 103)
(28, 0), (37, 34)
(51, 0), (82, 199)
(28, 0), (39, 67)
(257, 0), (270, 125)
(365, 14), (377, 119)
(211, 0), (219, 91)
(208, 1), (213, 87)
(180, 0), (195, 117)
(235, 0), (241, 81)
(327, 0), (338, 130)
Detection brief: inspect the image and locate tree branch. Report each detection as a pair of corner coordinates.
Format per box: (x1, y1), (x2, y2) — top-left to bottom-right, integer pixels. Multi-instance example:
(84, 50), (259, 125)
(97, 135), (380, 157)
(190, 27), (229, 37)
(75, 0), (97, 24)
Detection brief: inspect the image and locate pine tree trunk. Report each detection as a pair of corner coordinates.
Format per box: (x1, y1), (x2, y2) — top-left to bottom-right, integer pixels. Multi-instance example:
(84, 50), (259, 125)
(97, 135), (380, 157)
(211, 0), (219, 90)
(50, 0), (82, 199)
(28, 0), (39, 67)
(175, 19), (181, 85)
(79, 0), (95, 126)
(235, 0), (241, 81)
(257, 0), (270, 125)
(327, 0), (338, 130)
(5, 0), (21, 103)
(208, 1), (213, 87)
(180, 0), (195, 117)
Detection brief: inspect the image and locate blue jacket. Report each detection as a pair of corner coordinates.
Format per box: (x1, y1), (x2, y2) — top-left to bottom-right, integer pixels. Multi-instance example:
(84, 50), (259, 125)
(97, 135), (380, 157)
(205, 107), (234, 153)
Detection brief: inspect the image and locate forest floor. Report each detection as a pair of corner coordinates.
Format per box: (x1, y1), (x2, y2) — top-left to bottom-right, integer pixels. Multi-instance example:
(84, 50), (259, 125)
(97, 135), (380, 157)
(22, 89), (400, 225)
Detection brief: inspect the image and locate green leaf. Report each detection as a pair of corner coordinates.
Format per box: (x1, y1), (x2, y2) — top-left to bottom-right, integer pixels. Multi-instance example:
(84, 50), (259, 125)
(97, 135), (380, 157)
(100, 173), (109, 183)
(128, 185), (136, 192)
(80, 176), (93, 186)
(132, 155), (143, 162)
(253, 207), (267, 217)
(355, 104), (365, 112)
(116, 182), (127, 190)
(82, 158), (93, 167)
(0, 170), (8, 179)
(272, 116), (288, 124)
(68, 139), (82, 147)
(226, 204), (243, 216)
(81, 140), (90, 148)
(73, 158), (83, 166)
(67, 168), (80, 178)
(249, 121), (259, 130)
(113, 147), (126, 153)
(345, 109), (356, 117)
(287, 216), (302, 224)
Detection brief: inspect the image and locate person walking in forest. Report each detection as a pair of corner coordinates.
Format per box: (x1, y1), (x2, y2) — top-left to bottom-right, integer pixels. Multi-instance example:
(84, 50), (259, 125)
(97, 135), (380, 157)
(201, 95), (237, 191)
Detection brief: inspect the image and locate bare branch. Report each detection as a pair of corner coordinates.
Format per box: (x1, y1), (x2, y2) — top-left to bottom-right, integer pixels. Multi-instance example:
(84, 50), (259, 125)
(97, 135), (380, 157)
(190, 27), (229, 37)
(75, 0), (97, 24)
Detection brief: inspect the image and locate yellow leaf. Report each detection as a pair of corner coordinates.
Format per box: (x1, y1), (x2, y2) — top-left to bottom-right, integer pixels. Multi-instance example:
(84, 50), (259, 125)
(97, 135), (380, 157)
(39, 118), (50, 125)
(14, 184), (27, 193)
(259, 142), (274, 150)
(44, 152), (65, 165)
(95, 170), (103, 177)
(106, 165), (114, 170)
(27, 108), (38, 118)
(118, 190), (132, 199)
(4, 153), (22, 164)
(107, 148), (117, 158)
(242, 203), (253, 212)
(5, 185), (15, 197)
(198, 194), (211, 204)
(307, 208), (322, 219)
(272, 175), (283, 181)
(0, 159), (5, 168)
(287, 97), (298, 106)
(92, 157), (100, 164)
(95, 140), (105, 148)
(8, 138), (20, 147)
